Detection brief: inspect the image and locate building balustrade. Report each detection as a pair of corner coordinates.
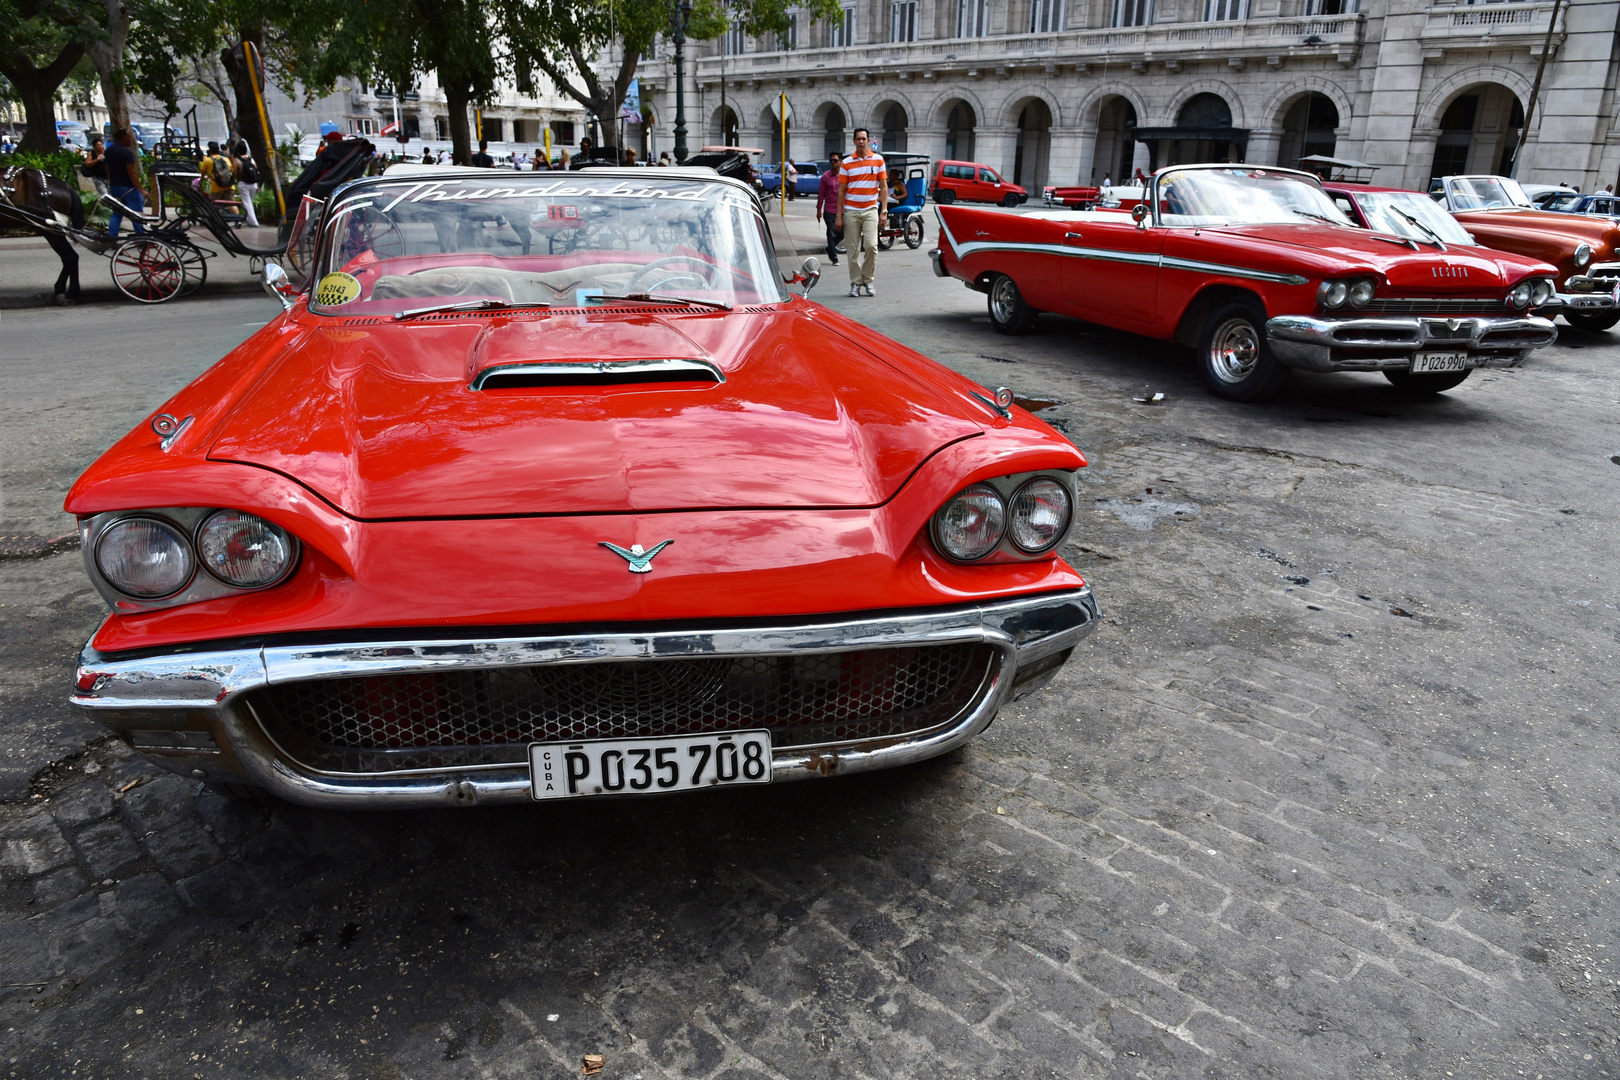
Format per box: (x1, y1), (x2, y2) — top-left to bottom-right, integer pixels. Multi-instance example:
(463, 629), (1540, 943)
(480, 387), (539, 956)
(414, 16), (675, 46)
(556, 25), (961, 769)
(1420, 1), (1562, 55)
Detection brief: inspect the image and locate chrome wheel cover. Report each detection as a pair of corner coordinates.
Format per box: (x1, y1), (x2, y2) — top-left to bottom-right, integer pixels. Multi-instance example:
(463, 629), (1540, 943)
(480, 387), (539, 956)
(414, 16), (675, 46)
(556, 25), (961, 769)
(990, 277), (1018, 324)
(1208, 316), (1261, 383)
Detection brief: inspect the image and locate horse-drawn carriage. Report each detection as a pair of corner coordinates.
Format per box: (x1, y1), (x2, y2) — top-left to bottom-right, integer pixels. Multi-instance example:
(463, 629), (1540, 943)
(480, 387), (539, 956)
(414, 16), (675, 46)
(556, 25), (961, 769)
(0, 136), (376, 303)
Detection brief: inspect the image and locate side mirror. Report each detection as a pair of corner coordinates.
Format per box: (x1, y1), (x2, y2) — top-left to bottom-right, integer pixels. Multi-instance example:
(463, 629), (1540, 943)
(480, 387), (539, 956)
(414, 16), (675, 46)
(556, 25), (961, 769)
(783, 256), (820, 296)
(261, 261), (297, 312)
(1131, 203), (1149, 226)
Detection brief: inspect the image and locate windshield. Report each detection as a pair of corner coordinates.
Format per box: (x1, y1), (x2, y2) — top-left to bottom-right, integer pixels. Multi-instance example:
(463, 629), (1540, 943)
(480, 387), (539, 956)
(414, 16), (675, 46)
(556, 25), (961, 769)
(1444, 176), (1531, 211)
(1155, 168), (1352, 227)
(1356, 191), (1474, 245)
(1541, 192), (1582, 212)
(308, 173), (787, 315)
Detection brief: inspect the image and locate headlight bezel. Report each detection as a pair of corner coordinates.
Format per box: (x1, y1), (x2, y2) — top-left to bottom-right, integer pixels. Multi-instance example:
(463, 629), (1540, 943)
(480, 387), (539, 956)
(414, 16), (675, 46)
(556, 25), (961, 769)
(1508, 280), (1533, 309)
(1529, 278), (1556, 307)
(929, 470), (1079, 565)
(81, 507), (303, 612)
(1347, 277), (1377, 308)
(1574, 243), (1593, 268)
(1317, 279), (1349, 309)
(94, 517), (195, 599)
(196, 509), (299, 589)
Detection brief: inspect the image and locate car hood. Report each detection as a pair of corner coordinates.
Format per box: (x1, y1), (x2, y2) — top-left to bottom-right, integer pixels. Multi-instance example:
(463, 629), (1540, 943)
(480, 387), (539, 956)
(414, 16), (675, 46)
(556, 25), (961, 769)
(1206, 223), (1534, 287)
(1450, 207), (1620, 243)
(207, 308), (984, 519)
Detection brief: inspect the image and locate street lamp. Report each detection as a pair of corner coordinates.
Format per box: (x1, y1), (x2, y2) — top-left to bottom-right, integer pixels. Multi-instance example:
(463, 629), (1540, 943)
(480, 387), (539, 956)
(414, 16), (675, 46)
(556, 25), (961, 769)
(673, 0), (692, 164)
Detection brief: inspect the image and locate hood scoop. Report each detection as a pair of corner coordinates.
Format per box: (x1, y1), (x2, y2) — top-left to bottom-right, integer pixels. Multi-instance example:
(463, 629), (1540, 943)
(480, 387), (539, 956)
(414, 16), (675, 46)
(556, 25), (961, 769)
(472, 358), (725, 390)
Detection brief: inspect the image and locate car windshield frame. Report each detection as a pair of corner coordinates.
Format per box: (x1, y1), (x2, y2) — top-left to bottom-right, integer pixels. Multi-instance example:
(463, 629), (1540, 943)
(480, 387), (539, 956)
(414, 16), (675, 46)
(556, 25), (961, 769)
(1152, 167), (1353, 229)
(305, 170), (789, 317)
(1354, 190), (1475, 246)
(1444, 176), (1532, 211)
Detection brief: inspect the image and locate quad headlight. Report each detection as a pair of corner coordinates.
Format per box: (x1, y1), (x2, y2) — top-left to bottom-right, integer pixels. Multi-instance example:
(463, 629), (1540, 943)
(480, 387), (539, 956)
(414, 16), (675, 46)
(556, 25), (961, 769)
(95, 518), (193, 598)
(1530, 278), (1556, 306)
(1319, 277), (1376, 310)
(1508, 280), (1533, 309)
(1008, 478), (1072, 554)
(930, 474), (1074, 563)
(933, 483), (1006, 561)
(197, 510), (297, 587)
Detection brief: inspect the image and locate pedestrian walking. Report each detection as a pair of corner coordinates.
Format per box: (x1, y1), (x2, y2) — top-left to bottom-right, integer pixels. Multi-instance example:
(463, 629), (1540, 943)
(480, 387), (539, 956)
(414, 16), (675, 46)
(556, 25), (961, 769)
(200, 140), (238, 209)
(835, 128), (886, 296)
(784, 159), (799, 200)
(104, 128), (145, 238)
(816, 151), (842, 266)
(80, 136), (109, 195)
(470, 139), (494, 167)
(232, 141), (261, 227)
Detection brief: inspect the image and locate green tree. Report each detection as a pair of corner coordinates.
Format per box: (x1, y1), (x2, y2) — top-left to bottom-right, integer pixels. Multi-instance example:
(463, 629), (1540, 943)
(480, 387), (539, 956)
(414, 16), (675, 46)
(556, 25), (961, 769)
(503, 0), (839, 158)
(0, 0), (104, 152)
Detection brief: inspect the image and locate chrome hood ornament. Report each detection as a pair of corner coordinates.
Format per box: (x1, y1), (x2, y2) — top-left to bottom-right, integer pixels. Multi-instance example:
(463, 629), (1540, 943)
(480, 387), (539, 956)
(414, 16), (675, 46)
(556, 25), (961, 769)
(600, 540), (673, 573)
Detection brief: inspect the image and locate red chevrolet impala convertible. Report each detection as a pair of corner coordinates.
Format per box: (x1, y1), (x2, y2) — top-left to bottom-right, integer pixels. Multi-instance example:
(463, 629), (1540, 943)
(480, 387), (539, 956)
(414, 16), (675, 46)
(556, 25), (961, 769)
(66, 167), (1096, 808)
(932, 164), (1560, 400)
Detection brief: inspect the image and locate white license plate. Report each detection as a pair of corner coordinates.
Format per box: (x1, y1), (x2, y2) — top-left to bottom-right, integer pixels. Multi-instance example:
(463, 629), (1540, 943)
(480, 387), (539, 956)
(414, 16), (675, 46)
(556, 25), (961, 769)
(1411, 351), (1470, 373)
(529, 731), (772, 801)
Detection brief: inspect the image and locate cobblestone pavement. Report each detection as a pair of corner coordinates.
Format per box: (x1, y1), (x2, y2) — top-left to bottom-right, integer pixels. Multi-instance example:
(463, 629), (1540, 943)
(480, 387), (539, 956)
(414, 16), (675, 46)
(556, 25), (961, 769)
(3, 252), (1619, 1078)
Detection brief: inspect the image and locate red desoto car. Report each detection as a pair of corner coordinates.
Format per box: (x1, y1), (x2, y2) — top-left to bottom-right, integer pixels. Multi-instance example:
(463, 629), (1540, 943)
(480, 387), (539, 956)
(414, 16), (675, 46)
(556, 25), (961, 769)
(66, 167), (1097, 808)
(931, 164), (1560, 400)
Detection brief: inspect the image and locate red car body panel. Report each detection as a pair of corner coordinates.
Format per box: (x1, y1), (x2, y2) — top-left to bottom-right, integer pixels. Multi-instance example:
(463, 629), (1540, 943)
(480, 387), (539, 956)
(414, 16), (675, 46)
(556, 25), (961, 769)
(1324, 183), (1584, 286)
(67, 295), (1086, 656)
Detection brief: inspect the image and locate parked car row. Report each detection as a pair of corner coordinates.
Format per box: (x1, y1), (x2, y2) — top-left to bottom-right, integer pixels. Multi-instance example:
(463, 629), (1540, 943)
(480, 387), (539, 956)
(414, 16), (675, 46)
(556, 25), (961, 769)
(932, 164), (1574, 400)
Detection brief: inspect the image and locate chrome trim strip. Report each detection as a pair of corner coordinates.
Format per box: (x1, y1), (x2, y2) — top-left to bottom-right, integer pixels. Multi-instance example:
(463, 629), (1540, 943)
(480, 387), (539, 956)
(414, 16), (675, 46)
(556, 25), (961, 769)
(470, 358), (725, 390)
(935, 207), (1309, 285)
(73, 590), (1098, 808)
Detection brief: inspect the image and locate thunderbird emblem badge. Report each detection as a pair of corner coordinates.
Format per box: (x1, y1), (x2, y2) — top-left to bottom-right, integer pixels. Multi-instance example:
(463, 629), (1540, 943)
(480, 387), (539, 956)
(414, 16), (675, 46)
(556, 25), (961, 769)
(600, 540), (673, 573)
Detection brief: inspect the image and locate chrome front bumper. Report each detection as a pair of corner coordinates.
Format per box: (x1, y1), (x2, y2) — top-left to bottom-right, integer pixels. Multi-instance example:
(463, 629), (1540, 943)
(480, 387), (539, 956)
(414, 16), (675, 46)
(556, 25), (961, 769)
(1265, 313), (1558, 372)
(1550, 277), (1620, 313)
(71, 589), (1098, 809)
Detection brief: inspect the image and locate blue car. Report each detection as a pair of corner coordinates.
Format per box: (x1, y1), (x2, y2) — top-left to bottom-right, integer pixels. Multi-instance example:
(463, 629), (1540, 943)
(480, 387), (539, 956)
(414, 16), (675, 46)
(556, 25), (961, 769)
(754, 161), (822, 197)
(1541, 191), (1620, 219)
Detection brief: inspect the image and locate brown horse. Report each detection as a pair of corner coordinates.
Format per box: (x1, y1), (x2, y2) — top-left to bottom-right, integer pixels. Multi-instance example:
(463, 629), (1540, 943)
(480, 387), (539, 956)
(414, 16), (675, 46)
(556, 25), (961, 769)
(0, 166), (85, 302)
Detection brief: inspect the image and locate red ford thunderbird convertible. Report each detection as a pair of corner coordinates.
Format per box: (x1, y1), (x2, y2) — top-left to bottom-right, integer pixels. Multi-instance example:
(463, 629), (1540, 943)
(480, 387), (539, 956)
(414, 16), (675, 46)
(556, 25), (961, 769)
(66, 167), (1097, 808)
(931, 164), (1560, 400)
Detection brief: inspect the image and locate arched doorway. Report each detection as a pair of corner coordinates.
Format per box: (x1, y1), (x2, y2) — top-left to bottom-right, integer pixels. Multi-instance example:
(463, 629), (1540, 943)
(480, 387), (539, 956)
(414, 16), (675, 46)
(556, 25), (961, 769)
(821, 104), (846, 157)
(944, 101), (976, 161)
(1093, 96), (1137, 184)
(1168, 93), (1241, 165)
(1276, 93), (1339, 167)
(1429, 84), (1524, 180)
(879, 103), (908, 152)
(712, 106), (739, 147)
(1013, 99), (1052, 190)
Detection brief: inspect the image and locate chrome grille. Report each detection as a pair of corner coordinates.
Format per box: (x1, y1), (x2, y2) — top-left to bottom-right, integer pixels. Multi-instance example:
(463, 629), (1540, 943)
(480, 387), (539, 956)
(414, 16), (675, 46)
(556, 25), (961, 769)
(248, 644), (995, 774)
(1358, 297), (1504, 314)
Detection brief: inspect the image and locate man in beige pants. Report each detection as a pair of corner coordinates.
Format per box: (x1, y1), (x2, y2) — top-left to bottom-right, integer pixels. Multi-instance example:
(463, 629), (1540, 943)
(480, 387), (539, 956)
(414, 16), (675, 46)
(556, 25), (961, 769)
(835, 128), (888, 297)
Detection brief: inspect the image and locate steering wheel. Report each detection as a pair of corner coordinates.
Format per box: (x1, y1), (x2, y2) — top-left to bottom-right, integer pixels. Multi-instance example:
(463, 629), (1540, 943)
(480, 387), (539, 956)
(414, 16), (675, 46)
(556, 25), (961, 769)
(626, 255), (719, 293)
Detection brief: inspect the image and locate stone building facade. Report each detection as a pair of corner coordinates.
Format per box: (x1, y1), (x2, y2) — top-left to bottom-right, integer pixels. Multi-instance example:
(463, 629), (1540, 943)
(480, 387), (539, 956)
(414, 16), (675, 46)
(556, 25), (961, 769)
(633, 0), (1620, 192)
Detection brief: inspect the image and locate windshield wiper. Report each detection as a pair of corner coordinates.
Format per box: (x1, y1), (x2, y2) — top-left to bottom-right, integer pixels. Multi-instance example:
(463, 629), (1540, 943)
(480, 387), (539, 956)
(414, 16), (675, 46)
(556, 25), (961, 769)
(1389, 206), (1447, 250)
(392, 298), (550, 321)
(1290, 208), (1343, 225)
(587, 292), (733, 311)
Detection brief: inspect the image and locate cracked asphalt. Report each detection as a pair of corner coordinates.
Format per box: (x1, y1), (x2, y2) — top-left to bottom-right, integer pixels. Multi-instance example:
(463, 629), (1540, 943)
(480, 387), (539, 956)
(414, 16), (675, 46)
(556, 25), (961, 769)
(2, 241), (1618, 1078)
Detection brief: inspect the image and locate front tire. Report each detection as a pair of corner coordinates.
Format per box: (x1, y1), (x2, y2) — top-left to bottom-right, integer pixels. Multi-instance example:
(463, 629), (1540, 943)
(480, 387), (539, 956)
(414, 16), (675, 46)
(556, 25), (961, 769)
(987, 273), (1038, 335)
(1199, 300), (1288, 401)
(1383, 367), (1472, 395)
(1565, 310), (1620, 332)
(903, 216), (924, 249)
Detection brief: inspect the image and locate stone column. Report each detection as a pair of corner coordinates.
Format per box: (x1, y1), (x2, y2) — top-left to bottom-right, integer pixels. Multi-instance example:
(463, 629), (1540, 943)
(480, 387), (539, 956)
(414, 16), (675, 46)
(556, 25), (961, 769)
(1404, 126), (1440, 191)
(978, 126), (1020, 180)
(1049, 127), (1092, 187)
(1246, 126), (1281, 168)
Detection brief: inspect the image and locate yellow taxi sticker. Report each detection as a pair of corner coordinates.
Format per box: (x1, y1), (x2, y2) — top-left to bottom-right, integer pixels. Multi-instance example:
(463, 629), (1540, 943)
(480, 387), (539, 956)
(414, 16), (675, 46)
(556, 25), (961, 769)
(314, 271), (362, 306)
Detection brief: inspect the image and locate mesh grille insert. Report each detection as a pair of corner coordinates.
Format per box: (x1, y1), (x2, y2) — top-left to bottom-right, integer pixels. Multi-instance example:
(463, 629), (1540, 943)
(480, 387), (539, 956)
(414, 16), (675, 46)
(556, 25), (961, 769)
(248, 644), (995, 774)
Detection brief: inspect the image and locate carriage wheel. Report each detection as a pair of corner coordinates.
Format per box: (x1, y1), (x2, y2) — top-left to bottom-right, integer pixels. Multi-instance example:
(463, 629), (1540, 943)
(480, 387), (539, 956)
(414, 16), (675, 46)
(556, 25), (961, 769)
(548, 227), (582, 255)
(175, 244), (209, 296)
(336, 213), (405, 266)
(110, 237), (185, 303)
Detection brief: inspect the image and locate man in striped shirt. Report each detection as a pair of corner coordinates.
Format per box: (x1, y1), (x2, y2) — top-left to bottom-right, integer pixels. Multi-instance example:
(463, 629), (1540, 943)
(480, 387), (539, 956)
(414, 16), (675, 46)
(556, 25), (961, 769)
(835, 128), (888, 296)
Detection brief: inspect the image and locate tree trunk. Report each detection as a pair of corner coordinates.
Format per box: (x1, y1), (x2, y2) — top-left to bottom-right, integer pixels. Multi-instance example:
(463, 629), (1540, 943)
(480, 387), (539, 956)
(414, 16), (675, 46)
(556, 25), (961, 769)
(85, 0), (132, 133)
(0, 44), (86, 154)
(220, 31), (273, 189)
(444, 80), (474, 166)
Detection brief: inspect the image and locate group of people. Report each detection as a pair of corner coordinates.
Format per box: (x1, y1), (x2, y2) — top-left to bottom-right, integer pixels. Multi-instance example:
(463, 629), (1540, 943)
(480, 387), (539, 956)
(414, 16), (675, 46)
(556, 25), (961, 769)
(445, 135), (677, 170)
(72, 131), (263, 238)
